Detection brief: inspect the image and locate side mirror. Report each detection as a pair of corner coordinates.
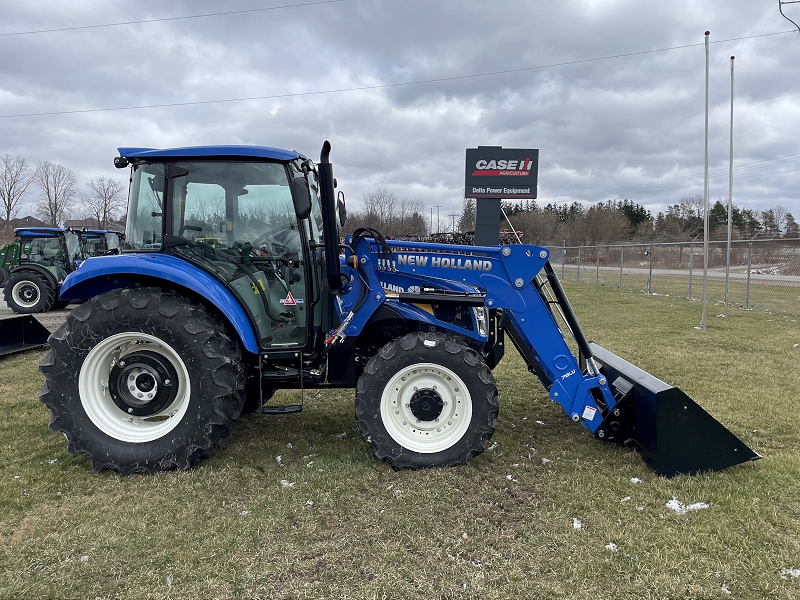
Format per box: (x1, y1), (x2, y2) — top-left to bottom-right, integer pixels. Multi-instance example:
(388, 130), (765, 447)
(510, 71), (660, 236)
(290, 175), (312, 220)
(337, 190), (347, 227)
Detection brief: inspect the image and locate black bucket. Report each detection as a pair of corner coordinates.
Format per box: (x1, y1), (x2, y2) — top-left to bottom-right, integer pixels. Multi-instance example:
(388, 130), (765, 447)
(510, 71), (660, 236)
(589, 342), (760, 477)
(0, 315), (51, 357)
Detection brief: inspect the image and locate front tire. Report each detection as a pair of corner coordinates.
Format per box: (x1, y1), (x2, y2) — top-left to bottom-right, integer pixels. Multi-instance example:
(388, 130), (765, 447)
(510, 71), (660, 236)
(355, 332), (499, 470)
(39, 287), (246, 474)
(4, 271), (55, 313)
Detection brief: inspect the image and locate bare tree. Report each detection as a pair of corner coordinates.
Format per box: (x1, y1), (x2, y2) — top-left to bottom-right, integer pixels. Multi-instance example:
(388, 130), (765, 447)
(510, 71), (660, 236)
(344, 187), (428, 237)
(0, 154), (35, 223)
(770, 205), (787, 235)
(82, 176), (126, 229)
(397, 198), (427, 235)
(361, 187), (398, 233)
(34, 161), (78, 227)
(575, 205), (630, 245)
(514, 208), (559, 246)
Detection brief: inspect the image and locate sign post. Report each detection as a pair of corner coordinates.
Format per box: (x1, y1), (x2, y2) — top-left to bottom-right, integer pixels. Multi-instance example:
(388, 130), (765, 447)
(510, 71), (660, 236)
(465, 146), (538, 246)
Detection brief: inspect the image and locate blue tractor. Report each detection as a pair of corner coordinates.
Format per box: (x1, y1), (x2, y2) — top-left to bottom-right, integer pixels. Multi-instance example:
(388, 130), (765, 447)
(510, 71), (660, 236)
(77, 229), (124, 260)
(39, 142), (759, 476)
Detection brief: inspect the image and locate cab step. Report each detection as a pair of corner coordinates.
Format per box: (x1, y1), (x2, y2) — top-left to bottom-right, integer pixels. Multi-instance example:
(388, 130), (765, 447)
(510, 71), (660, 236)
(260, 404), (303, 415)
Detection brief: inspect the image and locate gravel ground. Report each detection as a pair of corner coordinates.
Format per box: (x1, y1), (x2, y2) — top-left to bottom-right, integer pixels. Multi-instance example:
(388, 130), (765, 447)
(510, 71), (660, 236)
(0, 296), (71, 333)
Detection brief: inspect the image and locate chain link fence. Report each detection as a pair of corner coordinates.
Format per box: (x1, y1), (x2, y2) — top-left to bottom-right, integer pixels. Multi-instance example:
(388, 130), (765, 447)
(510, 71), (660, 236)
(546, 238), (800, 317)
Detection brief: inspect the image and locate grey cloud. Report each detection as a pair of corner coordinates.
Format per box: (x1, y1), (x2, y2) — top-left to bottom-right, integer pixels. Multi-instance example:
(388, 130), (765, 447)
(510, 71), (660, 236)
(0, 0), (797, 220)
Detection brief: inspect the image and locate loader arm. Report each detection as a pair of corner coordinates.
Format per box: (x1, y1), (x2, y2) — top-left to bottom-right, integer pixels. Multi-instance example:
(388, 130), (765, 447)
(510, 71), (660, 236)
(337, 239), (617, 434)
(336, 237), (759, 476)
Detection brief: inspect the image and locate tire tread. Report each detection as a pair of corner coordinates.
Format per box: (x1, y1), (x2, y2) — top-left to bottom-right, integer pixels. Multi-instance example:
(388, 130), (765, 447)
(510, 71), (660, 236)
(39, 287), (245, 474)
(355, 332), (499, 470)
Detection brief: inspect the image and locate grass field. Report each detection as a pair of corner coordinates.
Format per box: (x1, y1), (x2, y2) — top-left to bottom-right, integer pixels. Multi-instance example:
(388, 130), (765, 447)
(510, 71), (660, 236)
(1, 283), (799, 599)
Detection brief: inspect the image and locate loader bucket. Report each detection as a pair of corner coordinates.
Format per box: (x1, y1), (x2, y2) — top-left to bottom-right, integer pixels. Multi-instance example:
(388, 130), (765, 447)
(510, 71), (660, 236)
(588, 342), (760, 477)
(0, 315), (51, 356)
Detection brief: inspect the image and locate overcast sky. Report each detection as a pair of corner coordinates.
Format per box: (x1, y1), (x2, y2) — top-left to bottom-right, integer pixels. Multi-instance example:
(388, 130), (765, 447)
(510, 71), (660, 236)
(1, 0), (798, 226)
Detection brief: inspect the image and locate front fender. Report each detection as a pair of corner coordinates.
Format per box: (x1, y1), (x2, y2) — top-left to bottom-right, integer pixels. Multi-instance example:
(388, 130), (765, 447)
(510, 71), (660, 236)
(60, 254), (260, 353)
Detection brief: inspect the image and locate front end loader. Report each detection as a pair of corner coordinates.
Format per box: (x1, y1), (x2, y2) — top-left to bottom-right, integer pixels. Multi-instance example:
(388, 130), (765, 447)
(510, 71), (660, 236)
(37, 141), (758, 476)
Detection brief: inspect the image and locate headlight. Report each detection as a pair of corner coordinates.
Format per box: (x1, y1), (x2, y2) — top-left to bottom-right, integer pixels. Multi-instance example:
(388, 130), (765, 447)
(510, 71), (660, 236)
(472, 306), (488, 338)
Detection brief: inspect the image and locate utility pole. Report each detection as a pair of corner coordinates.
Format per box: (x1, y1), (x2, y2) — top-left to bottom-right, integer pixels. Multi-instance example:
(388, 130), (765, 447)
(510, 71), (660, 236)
(449, 212), (458, 233)
(725, 55), (735, 318)
(701, 30), (710, 331)
(434, 204), (442, 234)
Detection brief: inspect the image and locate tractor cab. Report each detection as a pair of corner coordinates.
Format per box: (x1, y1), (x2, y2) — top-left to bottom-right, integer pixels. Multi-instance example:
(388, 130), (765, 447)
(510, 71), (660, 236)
(116, 147), (333, 352)
(77, 229), (124, 259)
(16, 227), (81, 282)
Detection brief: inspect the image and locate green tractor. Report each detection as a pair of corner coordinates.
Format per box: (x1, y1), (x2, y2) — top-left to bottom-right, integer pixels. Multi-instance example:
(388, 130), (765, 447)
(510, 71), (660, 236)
(1, 228), (124, 313)
(2, 227), (81, 313)
(0, 242), (20, 288)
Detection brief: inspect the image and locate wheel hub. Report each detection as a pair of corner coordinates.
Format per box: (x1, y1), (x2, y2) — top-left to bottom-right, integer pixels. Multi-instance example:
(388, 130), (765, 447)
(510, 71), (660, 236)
(409, 388), (444, 422)
(19, 285), (36, 301)
(108, 351), (178, 417)
(379, 362), (473, 454)
(13, 281), (40, 307)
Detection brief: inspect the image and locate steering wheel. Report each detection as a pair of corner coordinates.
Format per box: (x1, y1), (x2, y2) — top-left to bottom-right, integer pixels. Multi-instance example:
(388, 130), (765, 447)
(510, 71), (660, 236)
(252, 224), (295, 250)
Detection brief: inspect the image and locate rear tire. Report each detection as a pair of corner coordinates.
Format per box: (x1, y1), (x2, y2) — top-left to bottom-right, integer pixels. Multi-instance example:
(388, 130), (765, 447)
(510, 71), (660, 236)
(4, 271), (55, 313)
(355, 332), (499, 470)
(241, 376), (276, 415)
(39, 287), (246, 474)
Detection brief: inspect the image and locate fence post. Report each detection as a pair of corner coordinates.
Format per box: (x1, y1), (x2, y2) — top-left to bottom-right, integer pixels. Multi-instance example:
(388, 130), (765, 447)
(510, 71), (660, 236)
(596, 244), (600, 285)
(577, 246), (581, 282)
(746, 239), (753, 308)
(561, 240), (565, 279)
(647, 244), (653, 295)
(619, 246), (624, 288)
(688, 242), (694, 299)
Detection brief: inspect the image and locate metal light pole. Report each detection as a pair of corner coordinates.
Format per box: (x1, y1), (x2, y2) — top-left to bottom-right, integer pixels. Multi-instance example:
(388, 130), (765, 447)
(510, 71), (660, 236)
(725, 55), (735, 318)
(701, 30), (710, 331)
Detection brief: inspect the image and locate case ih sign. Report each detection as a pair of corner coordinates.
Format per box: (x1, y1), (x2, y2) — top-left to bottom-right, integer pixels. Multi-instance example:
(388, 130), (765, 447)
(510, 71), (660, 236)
(465, 146), (539, 199)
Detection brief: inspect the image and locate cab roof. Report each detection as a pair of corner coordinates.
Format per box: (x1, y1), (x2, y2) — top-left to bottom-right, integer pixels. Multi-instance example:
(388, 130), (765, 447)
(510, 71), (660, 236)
(118, 145), (303, 162)
(14, 227), (65, 237)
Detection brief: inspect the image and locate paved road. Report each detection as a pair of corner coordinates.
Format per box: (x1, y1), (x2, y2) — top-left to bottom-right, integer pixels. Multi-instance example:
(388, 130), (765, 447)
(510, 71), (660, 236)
(560, 265), (800, 287)
(0, 297), (71, 333)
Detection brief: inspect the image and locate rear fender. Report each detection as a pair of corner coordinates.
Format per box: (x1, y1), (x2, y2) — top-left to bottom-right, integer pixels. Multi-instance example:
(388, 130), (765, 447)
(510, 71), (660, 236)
(58, 254), (260, 353)
(9, 264), (59, 289)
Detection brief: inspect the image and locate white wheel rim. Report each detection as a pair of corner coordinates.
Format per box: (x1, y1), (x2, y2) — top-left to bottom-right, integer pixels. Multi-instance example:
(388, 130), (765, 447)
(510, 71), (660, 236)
(12, 280), (40, 308)
(78, 332), (191, 443)
(380, 362), (473, 453)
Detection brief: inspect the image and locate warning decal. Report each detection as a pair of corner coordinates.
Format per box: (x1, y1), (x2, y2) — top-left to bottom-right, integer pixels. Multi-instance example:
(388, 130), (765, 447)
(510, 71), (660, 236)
(279, 292), (304, 305)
